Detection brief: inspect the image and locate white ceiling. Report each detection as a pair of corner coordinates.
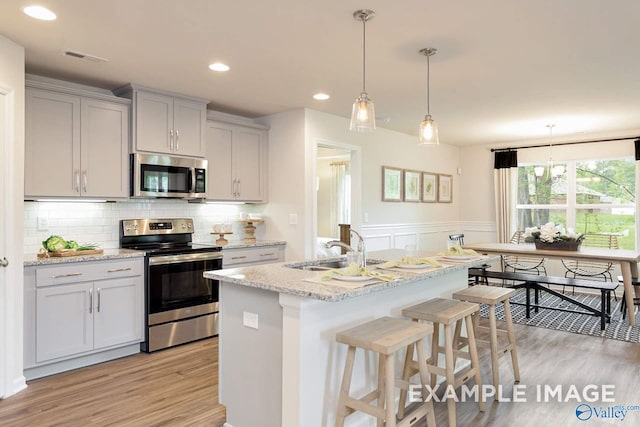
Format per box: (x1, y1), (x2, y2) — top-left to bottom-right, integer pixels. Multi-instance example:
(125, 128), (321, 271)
(1, 0), (639, 146)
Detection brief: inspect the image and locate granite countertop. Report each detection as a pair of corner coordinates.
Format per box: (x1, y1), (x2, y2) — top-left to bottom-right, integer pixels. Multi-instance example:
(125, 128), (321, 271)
(24, 249), (145, 267)
(220, 240), (287, 250)
(204, 249), (499, 302)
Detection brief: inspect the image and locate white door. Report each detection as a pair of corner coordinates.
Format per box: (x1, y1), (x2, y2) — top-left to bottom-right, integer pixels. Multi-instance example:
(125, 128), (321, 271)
(0, 35), (26, 399)
(93, 278), (142, 349)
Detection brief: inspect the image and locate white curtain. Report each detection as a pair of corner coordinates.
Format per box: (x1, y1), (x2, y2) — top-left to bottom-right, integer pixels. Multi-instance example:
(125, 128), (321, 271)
(330, 161), (351, 237)
(493, 151), (518, 243)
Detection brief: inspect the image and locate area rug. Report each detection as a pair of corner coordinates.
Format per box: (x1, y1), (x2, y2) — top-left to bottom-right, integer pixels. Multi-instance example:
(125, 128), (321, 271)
(478, 289), (640, 343)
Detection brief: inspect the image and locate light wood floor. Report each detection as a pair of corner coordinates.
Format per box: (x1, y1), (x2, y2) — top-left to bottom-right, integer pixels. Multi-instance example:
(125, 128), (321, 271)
(0, 338), (226, 427)
(424, 318), (640, 427)
(2, 321), (639, 427)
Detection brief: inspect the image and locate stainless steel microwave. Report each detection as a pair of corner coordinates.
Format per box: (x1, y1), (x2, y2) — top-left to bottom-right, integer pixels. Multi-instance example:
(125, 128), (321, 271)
(131, 153), (207, 199)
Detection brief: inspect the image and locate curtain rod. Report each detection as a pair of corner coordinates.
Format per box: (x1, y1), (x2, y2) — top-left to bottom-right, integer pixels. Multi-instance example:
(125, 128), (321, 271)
(490, 135), (640, 152)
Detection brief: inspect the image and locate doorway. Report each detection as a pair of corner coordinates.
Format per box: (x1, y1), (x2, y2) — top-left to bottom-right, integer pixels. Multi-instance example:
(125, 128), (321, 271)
(313, 140), (361, 258)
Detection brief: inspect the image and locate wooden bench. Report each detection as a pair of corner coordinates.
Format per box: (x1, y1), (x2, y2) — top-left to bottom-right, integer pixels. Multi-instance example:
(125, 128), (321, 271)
(468, 268), (619, 330)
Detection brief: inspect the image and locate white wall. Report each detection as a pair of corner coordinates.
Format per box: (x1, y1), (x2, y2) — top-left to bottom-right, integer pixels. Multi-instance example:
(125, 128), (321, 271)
(257, 109), (308, 260)
(0, 34), (26, 398)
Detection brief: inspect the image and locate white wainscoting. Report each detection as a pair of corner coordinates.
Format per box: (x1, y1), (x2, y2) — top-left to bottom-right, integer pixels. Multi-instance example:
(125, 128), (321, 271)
(361, 221), (497, 252)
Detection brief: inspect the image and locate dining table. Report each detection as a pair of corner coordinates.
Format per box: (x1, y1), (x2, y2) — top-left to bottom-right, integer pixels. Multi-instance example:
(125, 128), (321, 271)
(463, 242), (640, 326)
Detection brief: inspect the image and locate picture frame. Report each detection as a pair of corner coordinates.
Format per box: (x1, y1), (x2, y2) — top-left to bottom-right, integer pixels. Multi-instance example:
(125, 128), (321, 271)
(438, 174), (453, 203)
(382, 166), (403, 202)
(421, 172), (438, 203)
(403, 169), (422, 202)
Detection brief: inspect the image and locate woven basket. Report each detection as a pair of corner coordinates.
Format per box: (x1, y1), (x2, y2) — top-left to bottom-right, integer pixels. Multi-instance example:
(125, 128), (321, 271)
(534, 240), (581, 251)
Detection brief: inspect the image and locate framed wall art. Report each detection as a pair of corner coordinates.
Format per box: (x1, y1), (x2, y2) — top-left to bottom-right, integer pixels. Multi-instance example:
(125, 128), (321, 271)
(382, 166), (403, 202)
(403, 169), (422, 202)
(421, 172), (437, 203)
(438, 174), (453, 203)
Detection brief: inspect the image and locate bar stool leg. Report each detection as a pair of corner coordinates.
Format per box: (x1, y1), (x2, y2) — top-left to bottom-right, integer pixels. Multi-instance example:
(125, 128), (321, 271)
(503, 300), (521, 382)
(430, 324), (440, 388)
(415, 339), (437, 427)
(488, 304), (500, 400)
(464, 314), (485, 412)
(335, 346), (356, 427)
(384, 354), (397, 427)
(397, 342), (414, 420)
(444, 323), (457, 427)
(377, 353), (385, 427)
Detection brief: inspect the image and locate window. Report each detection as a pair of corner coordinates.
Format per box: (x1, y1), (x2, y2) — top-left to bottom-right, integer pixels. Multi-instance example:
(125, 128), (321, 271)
(516, 158), (636, 249)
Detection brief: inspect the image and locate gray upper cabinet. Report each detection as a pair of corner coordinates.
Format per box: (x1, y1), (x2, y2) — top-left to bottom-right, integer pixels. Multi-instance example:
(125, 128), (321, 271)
(25, 80), (130, 199)
(115, 84), (208, 157)
(205, 120), (268, 202)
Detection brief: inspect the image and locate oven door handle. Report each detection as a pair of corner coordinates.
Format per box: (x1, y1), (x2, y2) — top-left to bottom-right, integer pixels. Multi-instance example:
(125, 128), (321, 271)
(148, 252), (223, 266)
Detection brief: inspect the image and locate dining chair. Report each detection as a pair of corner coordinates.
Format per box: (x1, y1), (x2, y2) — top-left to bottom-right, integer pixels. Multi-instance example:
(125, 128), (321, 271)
(449, 234), (465, 246)
(502, 231), (547, 275)
(561, 233), (619, 294)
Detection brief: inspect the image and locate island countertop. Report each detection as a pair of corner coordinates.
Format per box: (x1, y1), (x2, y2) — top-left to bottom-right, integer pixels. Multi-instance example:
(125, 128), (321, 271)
(204, 248), (497, 302)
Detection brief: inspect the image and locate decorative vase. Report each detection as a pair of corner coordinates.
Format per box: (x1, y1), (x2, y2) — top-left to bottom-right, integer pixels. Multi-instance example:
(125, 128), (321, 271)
(534, 240), (581, 251)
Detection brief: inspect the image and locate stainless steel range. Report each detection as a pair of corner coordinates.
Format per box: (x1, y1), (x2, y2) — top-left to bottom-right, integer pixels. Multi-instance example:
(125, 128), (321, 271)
(120, 218), (222, 352)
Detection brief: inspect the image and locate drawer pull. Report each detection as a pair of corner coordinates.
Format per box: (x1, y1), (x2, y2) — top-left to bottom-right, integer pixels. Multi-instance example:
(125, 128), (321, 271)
(52, 272), (83, 278)
(107, 267), (132, 273)
(231, 256), (247, 260)
(260, 253), (275, 257)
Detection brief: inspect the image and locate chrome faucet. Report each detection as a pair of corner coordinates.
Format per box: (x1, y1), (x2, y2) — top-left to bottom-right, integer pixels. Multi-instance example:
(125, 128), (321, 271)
(324, 229), (367, 269)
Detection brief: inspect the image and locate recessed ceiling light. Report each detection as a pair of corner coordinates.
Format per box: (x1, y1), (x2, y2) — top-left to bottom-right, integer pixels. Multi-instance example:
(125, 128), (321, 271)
(313, 93), (330, 101)
(208, 63), (230, 72)
(23, 5), (57, 21)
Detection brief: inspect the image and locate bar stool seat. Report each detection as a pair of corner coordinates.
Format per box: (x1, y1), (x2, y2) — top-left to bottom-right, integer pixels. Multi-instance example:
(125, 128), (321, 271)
(452, 285), (520, 398)
(335, 316), (436, 427)
(400, 298), (485, 427)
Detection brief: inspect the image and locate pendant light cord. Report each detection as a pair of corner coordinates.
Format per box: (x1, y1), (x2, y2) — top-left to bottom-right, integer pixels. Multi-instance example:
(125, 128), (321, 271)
(426, 53), (430, 115)
(362, 18), (366, 93)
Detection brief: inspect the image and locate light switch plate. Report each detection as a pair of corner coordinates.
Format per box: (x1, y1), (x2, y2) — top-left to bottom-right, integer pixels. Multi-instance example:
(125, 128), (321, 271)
(243, 311), (259, 329)
(288, 213), (298, 225)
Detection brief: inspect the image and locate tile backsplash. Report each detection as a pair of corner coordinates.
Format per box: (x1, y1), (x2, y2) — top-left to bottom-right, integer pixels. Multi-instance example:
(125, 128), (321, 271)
(24, 200), (264, 254)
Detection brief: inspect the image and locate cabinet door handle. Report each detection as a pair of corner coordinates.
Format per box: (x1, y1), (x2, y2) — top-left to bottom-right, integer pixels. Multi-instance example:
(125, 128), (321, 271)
(107, 267), (132, 273)
(89, 288), (93, 314)
(97, 288), (101, 313)
(175, 130), (180, 151)
(169, 129), (174, 150)
(231, 256), (247, 260)
(237, 179), (241, 197)
(74, 170), (81, 193)
(82, 170), (88, 193)
(260, 253), (275, 257)
(52, 272), (83, 278)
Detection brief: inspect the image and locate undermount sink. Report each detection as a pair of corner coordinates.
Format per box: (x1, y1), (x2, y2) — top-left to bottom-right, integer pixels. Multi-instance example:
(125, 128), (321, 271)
(284, 258), (383, 271)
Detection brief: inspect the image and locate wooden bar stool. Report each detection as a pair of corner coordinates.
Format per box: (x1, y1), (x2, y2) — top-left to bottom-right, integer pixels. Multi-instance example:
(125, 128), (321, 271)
(452, 285), (520, 399)
(335, 316), (436, 427)
(400, 298), (485, 427)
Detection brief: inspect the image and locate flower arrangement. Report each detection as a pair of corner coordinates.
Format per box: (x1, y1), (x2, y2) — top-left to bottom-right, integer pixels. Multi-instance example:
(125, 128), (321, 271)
(523, 223), (584, 250)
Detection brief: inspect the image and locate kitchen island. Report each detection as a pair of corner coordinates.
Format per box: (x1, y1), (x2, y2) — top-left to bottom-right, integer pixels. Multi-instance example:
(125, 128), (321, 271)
(204, 249), (496, 427)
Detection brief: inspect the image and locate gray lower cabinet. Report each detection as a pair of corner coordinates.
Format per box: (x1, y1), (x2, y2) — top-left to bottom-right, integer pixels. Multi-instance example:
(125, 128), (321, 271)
(25, 78), (130, 199)
(24, 258), (144, 379)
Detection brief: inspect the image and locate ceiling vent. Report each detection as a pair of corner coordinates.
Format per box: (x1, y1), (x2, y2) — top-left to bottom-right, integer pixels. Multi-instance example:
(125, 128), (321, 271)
(62, 50), (108, 63)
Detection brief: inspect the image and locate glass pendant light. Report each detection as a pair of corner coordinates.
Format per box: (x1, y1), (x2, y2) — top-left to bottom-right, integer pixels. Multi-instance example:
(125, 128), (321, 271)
(350, 9), (376, 132)
(419, 48), (439, 144)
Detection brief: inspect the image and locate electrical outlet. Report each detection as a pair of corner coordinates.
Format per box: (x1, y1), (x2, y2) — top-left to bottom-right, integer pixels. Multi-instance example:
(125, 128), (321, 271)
(364, 212), (369, 223)
(37, 217), (48, 231)
(243, 311), (259, 329)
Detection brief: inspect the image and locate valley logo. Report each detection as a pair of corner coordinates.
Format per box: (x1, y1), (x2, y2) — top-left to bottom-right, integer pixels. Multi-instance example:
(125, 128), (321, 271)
(576, 403), (640, 421)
